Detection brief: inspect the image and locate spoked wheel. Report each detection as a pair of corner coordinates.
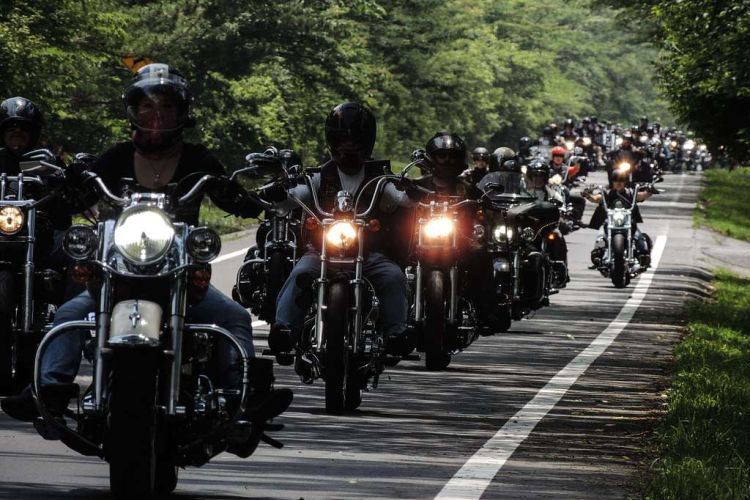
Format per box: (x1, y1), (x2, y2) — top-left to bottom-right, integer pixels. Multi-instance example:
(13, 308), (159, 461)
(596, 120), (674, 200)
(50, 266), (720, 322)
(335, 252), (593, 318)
(107, 350), (160, 500)
(611, 234), (628, 288)
(425, 270), (451, 371)
(0, 270), (15, 394)
(324, 281), (351, 415)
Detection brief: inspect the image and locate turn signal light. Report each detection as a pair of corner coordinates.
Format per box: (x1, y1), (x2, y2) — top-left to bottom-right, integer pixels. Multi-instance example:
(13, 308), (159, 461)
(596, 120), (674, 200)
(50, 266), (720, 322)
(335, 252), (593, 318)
(304, 217), (319, 231)
(367, 219), (381, 232)
(548, 232), (556, 241)
(71, 263), (93, 284)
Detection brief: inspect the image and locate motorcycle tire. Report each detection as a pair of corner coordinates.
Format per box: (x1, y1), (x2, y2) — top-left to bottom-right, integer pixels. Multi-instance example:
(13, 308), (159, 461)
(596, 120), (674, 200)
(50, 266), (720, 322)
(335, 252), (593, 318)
(495, 304), (512, 333)
(611, 233), (628, 289)
(262, 251), (287, 322)
(425, 270), (451, 371)
(107, 350), (160, 500)
(324, 281), (351, 415)
(155, 459), (179, 496)
(0, 270), (15, 394)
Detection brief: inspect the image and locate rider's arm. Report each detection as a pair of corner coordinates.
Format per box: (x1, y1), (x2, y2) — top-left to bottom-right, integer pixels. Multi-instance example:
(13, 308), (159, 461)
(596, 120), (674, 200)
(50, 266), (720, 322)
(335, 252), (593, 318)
(636, 190), (652, 202)
(380, 181), (415, 212)
(583, 191), (602, 203)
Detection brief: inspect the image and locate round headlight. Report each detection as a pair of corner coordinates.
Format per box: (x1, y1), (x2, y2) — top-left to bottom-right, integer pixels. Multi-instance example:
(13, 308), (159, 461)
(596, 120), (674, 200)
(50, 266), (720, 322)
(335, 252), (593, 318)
(582, 137), (592, 146)
(423, 217), (454, 239)
(63, 225), (98, 260)
(492, 224), (513, 243)
(683, 140), (695, 151)
(614, 213), (626, 227)
(616, 162), (631, 174)
(0, 206), (24, 235)
(326, 221), (357, 249)
(187, 227), (222, 263)
(114, 207), (174, 265)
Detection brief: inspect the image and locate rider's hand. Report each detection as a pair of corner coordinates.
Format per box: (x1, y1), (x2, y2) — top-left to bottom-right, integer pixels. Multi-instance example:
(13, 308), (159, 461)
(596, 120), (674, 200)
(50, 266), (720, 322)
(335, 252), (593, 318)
(397, 177), (427, 202)
(258, 182), (288, 203)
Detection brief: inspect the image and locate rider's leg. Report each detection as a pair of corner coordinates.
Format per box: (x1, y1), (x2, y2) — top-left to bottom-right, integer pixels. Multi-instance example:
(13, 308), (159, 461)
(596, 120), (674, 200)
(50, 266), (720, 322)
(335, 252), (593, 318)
(271, 252), (321, 352)
(363, 252), (411, 355)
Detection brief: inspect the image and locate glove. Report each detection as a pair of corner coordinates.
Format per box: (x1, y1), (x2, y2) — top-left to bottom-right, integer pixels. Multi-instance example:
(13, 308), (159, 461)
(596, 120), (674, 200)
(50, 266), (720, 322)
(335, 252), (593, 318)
(397, 177), (427, 202)
(209, 177), (262, 218)
(245, 152), (283, 177)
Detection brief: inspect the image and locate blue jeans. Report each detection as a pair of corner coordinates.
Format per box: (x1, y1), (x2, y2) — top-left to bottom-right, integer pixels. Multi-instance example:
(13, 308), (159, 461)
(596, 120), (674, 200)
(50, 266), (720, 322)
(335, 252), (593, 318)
(42, 285), (254, 385)
(275, 251), (408, 337)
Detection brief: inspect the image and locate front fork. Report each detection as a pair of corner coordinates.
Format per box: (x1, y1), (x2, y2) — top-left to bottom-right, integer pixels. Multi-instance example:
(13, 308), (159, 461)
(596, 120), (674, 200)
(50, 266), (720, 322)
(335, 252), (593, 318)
(413, 262), (458, 325)
(21, 208), (36, 333)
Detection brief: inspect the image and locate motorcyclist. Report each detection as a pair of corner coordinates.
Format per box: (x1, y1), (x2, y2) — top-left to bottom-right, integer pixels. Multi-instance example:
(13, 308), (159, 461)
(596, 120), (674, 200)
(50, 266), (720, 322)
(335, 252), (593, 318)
(517, 136), (535, 165)
(0, 97), (83, 299)
(558, 118), (578, 148)
(265, 102), (415, 358)
(461, 146), (490, 185)
(638, 115), (649, 134)
(606, 129), (650, 182)
(412, 132), (506, 329)
(548, 146), (586, 222)
(1, 64), (292, 432)
(526, 159), (569, 286)
(583, 168), (654, 269)
(539, 125), (555, 147)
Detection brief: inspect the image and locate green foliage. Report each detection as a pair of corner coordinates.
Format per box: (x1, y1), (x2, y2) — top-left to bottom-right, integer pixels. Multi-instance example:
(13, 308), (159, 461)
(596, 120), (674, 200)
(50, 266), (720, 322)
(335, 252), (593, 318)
(647, 271), (750, 499)
(695, 167), (750, 242)
(598, 0), (750, 161)
(1, 0), (672, 167)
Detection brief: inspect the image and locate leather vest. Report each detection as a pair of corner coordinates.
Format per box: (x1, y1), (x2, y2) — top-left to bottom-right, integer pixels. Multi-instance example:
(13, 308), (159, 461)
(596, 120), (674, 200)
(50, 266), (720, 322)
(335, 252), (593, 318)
(304, 159), (395, 255)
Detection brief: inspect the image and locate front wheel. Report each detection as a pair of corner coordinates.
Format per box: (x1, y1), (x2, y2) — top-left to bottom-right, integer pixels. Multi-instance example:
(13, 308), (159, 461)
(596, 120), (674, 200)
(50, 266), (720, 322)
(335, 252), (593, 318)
(425, 270), (451, 371)
(0, 271), (15, 394)
(324, 281), (352, 415)
(262, 251), (287, 322)
(611, 233), (628, 288)
(107, 350), (159, 500)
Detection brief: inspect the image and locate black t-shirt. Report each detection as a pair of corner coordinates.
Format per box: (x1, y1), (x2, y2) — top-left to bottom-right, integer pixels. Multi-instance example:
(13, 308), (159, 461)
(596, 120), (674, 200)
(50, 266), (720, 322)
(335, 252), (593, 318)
(92, 142), (225, 226)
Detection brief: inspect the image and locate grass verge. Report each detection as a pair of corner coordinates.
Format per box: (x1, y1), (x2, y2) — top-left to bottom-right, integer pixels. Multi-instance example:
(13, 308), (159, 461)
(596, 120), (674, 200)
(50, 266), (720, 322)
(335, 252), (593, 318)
(646, 270), (750, 499)
(694, 167), (750, 242)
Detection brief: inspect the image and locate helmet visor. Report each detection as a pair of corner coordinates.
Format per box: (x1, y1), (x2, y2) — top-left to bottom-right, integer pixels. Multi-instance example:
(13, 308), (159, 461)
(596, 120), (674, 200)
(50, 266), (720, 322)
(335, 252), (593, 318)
(126, 89), (186, 133)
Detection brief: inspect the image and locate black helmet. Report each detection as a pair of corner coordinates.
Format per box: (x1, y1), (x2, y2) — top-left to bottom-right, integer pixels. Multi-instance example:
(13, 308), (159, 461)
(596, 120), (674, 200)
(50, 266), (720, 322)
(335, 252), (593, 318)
(563, 118), (574, 128)
(0, 97), (45, 154)
(640, 115), (648, 123)
(526, 158), (550, 188)
(425, 131), (467, 179)
(325, 102), (376, 173)
(582, 116), (591, 124)
(123, 63), (193, 152)
(621, 129), (634, 140)
(518, 136), (533, 153)
(489, 147), (516, 171)
(542, 125), (553, 137)
(471, 146), (490, 162)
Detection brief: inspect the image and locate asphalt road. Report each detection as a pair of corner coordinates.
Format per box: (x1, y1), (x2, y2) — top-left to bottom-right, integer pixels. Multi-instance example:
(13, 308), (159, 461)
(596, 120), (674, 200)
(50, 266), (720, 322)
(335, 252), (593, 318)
(0, 171), (712, 499)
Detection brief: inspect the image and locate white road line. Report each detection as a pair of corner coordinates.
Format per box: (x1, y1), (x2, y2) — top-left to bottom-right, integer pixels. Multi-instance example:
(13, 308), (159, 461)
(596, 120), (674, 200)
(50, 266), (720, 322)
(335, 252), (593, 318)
(210, 248), (249, 264)
(435, 234), (669, 500)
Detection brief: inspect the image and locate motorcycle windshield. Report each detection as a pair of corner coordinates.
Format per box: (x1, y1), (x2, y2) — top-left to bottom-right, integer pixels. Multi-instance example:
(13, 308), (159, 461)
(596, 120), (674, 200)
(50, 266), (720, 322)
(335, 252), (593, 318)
(478, 172), (535, 205)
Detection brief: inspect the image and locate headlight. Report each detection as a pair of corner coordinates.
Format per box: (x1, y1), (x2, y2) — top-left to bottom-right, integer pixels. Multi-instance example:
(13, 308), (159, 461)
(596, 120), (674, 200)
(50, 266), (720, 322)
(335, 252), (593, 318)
(683, 140), (695, 151)
(565, 141), (575, 151)
(326, 221), (357, 249)
(616, 137), (623, 146)
(616, 162), (631, 174)
(187, 227), (222, 263)
(63, 225), (97, 260)
(613, 213), (626, 227)
(114, 207), (175, 265)
(698, 144), (707, 152)
(492, 224), (513, 243)
(0, 206), (24, 235)
(423, 217), (454, 239)
(582, 137), (592, 146)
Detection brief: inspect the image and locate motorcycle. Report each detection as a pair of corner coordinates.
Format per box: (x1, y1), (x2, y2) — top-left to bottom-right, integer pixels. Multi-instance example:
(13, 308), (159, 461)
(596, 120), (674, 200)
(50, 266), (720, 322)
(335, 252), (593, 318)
(31, 170), (286, 499)
(400, 160), (483, 371)
(233, 152), (301, 323)
(0, 150), (71, 393)
(477, 171), (560, 326)
(585, 180), (660, 288)
(269, 168), (400, 414)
